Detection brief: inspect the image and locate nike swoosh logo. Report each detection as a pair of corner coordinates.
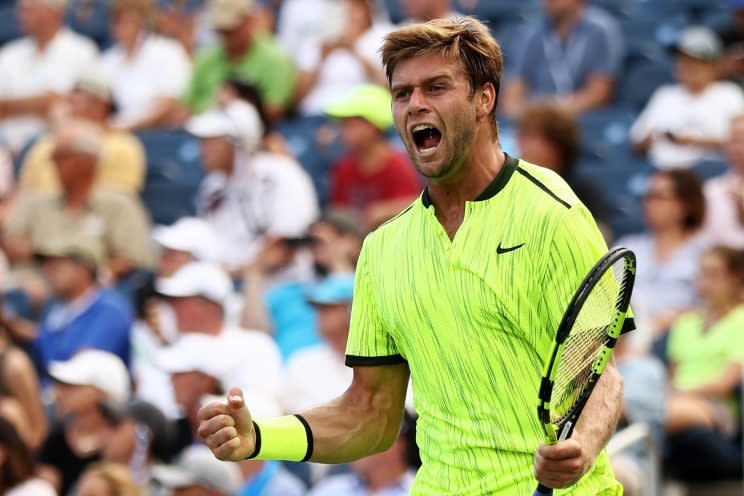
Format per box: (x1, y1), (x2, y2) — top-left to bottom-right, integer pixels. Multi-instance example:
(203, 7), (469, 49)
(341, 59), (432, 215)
(497, 242), (525, 254)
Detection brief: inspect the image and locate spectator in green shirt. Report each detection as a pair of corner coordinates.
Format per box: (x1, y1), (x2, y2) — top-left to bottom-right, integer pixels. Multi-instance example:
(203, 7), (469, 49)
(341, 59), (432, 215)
(168, 0), (296, 124)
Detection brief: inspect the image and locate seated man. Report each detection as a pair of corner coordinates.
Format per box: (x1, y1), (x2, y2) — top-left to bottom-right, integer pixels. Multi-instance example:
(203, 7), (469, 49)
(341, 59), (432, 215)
(33, 237), (133, 371)
(19, 70), (146, 195)
(151, 445), (244, 496)
(4, 120), (153, 284)
(0, 0), (99, 152)
(501, 0), (623, 117)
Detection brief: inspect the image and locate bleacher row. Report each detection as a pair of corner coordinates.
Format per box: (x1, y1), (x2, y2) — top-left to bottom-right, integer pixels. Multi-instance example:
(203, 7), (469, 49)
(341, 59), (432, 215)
(1, 0), (734, 238)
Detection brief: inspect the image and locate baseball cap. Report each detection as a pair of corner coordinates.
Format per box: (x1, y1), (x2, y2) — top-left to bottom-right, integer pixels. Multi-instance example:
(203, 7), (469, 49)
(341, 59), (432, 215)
(75, 69), (114, 104)
(155, 262), (233, 306)
(327, 84), (394, 131)
(306, 274), (354, 305)
(35, 236), (105, 270)
(151, 445), (243, 494)
(152, 217), (222, 263)
(185, 101), (264, 152)
(208, 0), (254, 30)
(49, 350), (131, 406)
(672, 26), (723, 61)
(156, 334), (231, 379)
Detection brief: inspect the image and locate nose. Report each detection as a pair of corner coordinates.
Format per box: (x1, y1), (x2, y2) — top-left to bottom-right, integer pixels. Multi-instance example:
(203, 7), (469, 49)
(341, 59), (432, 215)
(407, 87), (429, 116)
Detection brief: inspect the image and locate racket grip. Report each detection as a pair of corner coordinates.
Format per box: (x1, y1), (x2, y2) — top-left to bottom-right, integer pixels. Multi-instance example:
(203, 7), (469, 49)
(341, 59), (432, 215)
(533, 483), (553, 496)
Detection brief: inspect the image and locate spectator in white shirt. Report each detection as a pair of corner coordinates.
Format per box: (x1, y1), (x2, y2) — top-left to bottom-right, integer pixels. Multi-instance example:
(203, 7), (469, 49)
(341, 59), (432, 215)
(294, 0), (391, 116)
(703, 114), (744, 247)
(186, 101), (319, 273)
(631, 27), (744, 169)
(101, 0), (191, 130)
(399, 0), (460, 23)
(306, 411), (418, 496)
(0, 0), (98, 152)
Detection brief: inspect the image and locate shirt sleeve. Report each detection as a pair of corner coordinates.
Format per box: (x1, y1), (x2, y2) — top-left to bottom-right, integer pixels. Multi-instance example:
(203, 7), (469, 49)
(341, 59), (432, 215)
(181, 49), (215, 113)
(257, 43), (297, 108)
(105, 195), (154, 268)
(588, 18), (624, 79)
(535, 203), (634, 351)
(4, 192), (36, 239)
(345, 240), (404, 366)
(99, 133), (146, 193)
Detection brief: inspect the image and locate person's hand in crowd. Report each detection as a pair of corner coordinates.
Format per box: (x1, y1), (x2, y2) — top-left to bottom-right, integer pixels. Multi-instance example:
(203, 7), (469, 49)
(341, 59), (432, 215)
(198, 387), (257, 462)
(243, 236), (294, 277)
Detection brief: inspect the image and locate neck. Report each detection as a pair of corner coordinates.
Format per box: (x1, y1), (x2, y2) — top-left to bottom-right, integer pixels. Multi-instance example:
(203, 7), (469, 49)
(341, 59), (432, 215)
(64, 283), (96, 305)
(63, 180), (94, 210)
(706, 298), (740, 321)
(357, 140), (390, 172)
(179, 321), (223, 335)
(554, 9), (581, 40)
(33, 27), (59, 51)
(73, 408), (106, 431)
(227, 38), (252, 61)
(654, 226), (689, 245)
(362, 465), (407, 492)
(121, 34), (141, 58)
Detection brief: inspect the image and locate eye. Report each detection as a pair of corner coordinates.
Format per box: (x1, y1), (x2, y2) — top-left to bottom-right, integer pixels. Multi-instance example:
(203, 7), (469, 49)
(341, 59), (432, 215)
(430, 84), (445, 92)
(393, 89), (411, 100)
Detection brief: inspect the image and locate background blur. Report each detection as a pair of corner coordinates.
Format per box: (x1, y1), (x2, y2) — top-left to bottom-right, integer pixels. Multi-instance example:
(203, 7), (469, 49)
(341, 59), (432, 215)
(0, 0), (741, 495)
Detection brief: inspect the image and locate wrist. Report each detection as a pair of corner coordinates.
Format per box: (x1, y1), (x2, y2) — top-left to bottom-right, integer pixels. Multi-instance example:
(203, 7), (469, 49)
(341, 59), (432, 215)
(246, 415), (313, 462)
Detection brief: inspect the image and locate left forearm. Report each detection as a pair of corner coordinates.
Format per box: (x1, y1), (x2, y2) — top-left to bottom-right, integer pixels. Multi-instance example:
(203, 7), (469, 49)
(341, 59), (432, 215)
(574, 364), (623, 459)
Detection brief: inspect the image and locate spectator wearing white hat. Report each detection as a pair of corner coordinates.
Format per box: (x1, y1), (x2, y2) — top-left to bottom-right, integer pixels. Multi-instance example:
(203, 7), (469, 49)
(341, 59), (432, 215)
(152, 445), (243, 496)
(18, 69), (146, 195)
(38, 350), (131, 495)
(0, 0), (99, 152)
(632, 26), (744, 169)
(100, 0), (191, 130)
(187, 101), (319, 273)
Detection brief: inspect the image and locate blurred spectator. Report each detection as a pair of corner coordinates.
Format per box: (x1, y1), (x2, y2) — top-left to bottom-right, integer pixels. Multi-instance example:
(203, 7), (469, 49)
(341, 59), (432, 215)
(187, 101), (319, 272)
(101, 0), (192, 130)
(19, 71), (146, 195)
(399, 0), (460, 23)
(0, 0), (98, 152)
(242, 213), (363, 360)
(5, 120), (153, 283)
(294, 0), (391, 116)
(281, 275), (354, 412)
(33, 237), (133, 371)
(99, 400), (177, 491)
(154, 0), (203, 57)
(76, 462), (144, 496)
(664, 246), (744, 481)
(276, 0), (347, 63)
(516, 102), (610, 230)
(501, 0), (623, 117)
(152, 445), (243, 496)
(616, 169), (708, 336)
(306, 411), (418, 495)
(327, 85), (420, 230)
(177, 0), (296, 122)
(0, 416), (55, 496)
(39, 350), (130, 495)
(631, 27), (744, 170)
(0, 311), (47, 449)
(703, 114), (744, 247)
(717, 0), (744, 87)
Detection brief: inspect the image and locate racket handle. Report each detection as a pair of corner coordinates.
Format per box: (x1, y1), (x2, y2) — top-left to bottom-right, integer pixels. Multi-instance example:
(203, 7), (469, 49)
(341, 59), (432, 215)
(533, 483), (553, 496)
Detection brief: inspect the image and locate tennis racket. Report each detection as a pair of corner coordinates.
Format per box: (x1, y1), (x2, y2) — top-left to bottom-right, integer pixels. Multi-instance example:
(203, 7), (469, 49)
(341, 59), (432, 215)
(532, 246), (636, 496)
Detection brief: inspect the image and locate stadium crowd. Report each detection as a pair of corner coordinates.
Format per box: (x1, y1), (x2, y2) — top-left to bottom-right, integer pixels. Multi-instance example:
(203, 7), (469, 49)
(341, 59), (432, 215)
(0, 0), (741, 494)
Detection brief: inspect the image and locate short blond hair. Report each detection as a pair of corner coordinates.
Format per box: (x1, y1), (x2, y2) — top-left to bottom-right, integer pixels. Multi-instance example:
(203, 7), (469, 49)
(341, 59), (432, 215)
(82, 463), (144, 496)
(381, 17), (504, 135)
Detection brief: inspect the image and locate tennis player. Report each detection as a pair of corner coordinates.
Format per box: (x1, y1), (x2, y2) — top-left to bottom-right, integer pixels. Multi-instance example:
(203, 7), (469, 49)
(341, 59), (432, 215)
(198, 18), (632, 495)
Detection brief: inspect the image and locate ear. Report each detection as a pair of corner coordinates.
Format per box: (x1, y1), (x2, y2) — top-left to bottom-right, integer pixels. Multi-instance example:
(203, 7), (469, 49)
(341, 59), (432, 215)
(476, 82), (497, 121)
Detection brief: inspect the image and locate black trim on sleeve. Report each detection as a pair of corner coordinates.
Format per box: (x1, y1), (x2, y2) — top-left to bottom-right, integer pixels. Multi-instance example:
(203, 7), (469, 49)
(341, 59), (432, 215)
(294, 414), (314, 462)
(620, 317), (636, 335)
(516, 167), (571, 209)
(245, 421), (262, 459)
(345, 354), (407, 367)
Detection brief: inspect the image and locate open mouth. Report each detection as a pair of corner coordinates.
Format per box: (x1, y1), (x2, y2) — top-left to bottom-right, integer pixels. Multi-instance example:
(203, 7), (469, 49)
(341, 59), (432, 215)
(412, 124), (442, 154)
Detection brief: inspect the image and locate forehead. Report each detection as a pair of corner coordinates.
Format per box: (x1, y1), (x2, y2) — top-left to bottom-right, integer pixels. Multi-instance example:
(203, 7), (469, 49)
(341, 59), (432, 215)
(390, 53), (465, 87)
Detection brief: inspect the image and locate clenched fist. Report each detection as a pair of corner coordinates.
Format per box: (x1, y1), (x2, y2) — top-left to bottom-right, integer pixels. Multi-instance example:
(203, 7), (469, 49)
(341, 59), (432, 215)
(197, 387), (257, 461)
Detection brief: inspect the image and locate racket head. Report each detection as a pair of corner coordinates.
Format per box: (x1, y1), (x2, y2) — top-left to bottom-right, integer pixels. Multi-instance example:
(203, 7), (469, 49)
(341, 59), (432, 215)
(537, 247), (636, 443)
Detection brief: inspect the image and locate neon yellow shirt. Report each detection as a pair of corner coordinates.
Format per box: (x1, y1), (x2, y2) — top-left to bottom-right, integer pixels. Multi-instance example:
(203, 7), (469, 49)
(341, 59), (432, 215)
(346, 155), (624, 495)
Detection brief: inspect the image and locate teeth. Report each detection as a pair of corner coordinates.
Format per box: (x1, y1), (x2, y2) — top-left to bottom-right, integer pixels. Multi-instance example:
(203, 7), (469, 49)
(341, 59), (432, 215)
(412, 124), (434, 133)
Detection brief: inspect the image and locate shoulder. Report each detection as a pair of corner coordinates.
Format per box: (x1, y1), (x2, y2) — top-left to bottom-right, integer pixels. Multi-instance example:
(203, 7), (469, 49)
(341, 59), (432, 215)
(363, 198), (420, 247)
(59, 29), (98, 54)
(104, 129), (144, 150)
(192, 44), (224, 67)
(709, 81), (744, 100)
(90, 190), (144, 211)
(92, 290), (133, 320)
(252, 152), (314, 184)
(512, 159), (580, 211)
(0, 37), (32, 60)
(252, 35), (290, 57)
(226, 328), (280, 356)
(583, 6), (620, 32)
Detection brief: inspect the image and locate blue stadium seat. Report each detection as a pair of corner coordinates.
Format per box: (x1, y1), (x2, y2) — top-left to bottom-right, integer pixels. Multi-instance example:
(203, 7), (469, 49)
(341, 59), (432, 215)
(136, 129), (204, 225)
(616, 58), (674, 111)
(579, 107), (637, 164)
(383, 0), (406, 24)
(691, 158), (729, 181)
(455, 0), (539, 30)
(0, 4), (21, 46)
(66, 0), (112, 49)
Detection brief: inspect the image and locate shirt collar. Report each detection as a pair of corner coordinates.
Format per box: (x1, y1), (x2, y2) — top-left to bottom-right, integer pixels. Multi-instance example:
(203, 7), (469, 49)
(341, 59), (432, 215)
(421, 153), (519, 208)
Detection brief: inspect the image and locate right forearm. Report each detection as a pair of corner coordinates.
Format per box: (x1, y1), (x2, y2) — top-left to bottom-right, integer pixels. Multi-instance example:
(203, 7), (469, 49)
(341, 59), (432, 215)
(240, 268), (272, 331)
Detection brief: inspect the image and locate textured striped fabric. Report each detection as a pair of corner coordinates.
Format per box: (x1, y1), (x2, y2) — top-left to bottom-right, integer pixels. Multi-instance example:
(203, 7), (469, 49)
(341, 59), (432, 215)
(346, 156), (623, 495)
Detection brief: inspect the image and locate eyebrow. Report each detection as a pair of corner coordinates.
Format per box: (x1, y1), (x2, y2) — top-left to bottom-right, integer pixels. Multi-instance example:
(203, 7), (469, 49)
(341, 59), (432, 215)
(391, 73), (455, 93)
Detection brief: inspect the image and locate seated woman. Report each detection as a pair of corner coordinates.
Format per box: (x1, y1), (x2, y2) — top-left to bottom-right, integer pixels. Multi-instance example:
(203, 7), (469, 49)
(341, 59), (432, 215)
(664, 245), (744, 481)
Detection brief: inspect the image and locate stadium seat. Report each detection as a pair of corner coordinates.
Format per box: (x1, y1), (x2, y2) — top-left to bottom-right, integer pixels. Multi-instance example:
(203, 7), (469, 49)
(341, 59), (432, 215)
(579, 107), (637, 163)
(66, 0), (112, 50)
(691, 158), (729, 181)
(0, 4), (21, 46)
(136, 129), (204, 225)
(616, 58), (674, 111)
(455, 0), (539, 31)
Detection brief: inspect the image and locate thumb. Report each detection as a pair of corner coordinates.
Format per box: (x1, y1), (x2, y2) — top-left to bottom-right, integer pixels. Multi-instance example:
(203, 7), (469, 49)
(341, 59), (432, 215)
(226, 387), (254, 436)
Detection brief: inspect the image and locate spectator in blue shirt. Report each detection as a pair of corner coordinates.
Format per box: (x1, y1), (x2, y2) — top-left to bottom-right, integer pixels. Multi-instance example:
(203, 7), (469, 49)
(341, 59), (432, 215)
(501, 0), (624, 117)
(33, 236), (133, 374)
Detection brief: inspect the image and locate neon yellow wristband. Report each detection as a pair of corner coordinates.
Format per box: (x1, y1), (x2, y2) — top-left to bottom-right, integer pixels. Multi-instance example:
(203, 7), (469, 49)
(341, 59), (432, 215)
(246, 415), (313, 462)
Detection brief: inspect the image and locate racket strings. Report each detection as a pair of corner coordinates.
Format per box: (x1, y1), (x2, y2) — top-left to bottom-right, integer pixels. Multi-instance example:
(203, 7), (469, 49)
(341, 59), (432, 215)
(549, 259), (626, 424)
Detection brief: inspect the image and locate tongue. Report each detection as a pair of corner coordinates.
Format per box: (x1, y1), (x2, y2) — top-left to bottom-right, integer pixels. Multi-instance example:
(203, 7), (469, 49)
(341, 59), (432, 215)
(422, 131), (441, 150)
